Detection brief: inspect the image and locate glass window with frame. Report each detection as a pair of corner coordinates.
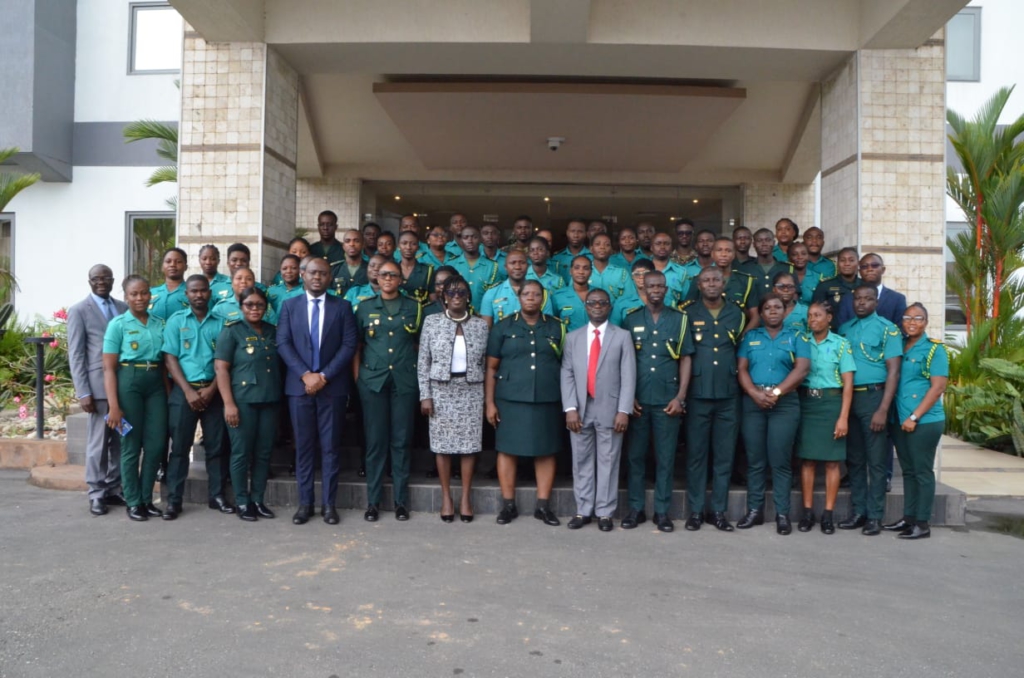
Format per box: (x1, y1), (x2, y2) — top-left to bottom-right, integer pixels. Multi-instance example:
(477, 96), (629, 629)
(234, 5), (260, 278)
(129, 2), (183, 74)
(127, 213), (176, 286)
(947, 8), (981, 82)
(0, 214), (13, 305)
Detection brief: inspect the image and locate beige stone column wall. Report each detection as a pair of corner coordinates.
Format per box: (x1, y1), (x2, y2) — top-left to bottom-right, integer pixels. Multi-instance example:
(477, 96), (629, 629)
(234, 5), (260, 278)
(820, 32), (946, 337)
(178, 29), (299, 284)
(740, 183), (816, 236)
(295, 178), (363, 236)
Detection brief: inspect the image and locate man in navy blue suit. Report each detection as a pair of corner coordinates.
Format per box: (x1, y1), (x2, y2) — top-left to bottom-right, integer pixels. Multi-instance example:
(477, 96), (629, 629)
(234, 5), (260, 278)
(833, 253), (907, 331)
(277, 257), (358, 525)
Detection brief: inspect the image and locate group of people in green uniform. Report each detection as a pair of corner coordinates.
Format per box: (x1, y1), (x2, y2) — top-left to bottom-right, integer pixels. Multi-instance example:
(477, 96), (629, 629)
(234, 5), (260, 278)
(91, 210), (946, 541)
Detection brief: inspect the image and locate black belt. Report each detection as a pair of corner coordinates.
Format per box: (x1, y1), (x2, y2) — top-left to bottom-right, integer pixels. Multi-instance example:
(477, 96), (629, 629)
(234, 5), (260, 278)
(120, 361), (161, 369)
(188, 380), (213, 388)
(800, 387), (843, 398)
(450, 372), (467, 378)
(854, 383), (885, 392)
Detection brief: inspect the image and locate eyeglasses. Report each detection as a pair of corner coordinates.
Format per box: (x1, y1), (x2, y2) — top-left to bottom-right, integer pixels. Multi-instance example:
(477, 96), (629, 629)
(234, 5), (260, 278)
(859, 262), (883, 270)
(902, 315), (926, 323)
(242, 302), (267, 310)
(585, 300), (610, 307)
(676, 230), (694, 237)
(774, 283), (796, 290)
(89, 276), (114, 283)
(446, 289), (469, 298)
(377, 271), (401, 279)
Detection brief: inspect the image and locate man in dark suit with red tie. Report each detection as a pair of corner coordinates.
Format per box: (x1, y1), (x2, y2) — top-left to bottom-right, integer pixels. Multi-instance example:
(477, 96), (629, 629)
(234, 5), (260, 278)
(277, 257), (358, 526)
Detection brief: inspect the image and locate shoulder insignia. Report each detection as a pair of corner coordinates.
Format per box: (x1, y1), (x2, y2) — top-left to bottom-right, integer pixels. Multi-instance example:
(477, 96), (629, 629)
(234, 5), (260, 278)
(677, 299), (696, 310)
(224, 319), (241, 326)
(928, 338), (944, 344)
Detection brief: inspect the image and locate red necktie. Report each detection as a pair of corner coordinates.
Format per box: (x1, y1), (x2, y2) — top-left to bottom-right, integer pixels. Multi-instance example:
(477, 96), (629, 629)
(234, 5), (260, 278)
(587, 328), (601, 399)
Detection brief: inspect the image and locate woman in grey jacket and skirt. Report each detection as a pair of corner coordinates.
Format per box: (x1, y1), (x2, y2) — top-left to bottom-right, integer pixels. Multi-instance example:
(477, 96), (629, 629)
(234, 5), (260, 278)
(418, 275), (489, 523)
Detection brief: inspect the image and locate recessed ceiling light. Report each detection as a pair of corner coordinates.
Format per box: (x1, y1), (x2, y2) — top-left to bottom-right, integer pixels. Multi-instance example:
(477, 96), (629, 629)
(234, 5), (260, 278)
(394, 195), (401, 201)
(693, 199), (699, 203)
(543, 197), (550, 202)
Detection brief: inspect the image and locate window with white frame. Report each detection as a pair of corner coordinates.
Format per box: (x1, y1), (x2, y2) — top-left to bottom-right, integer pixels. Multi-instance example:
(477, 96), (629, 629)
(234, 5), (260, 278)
(129, 2), (183, 74)
(947, 7), (981, 82)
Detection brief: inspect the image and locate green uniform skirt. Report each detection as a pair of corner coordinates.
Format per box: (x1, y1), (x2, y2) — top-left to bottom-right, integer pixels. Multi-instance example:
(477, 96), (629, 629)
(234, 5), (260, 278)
(494, 398), (562, 458)
(798, 394), (847, 461)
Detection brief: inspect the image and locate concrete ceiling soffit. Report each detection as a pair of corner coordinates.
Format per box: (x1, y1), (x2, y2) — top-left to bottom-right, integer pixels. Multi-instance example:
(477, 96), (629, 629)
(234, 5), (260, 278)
(373, 82), (745, 173)
(860, 0), (966, 49)
(297, 82), (323, 178)
(781, 86), (821, 184)
(171, 0), (265, 43)
(531, 0), (591, 43)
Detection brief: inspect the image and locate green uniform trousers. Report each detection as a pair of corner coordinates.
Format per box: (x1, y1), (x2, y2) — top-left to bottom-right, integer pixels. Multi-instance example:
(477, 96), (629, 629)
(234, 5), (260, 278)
(167, 384), (226, 504)
(626, 402), (680, 514)
(358, 377), (416, 506)
(891, 421), (942, 522)
(741, 392), (799, 515)
(227, 401), (278, 506)
(846, 389), (888, 519)
(117, 366), (167, 508)
(685, 396), (738, 514)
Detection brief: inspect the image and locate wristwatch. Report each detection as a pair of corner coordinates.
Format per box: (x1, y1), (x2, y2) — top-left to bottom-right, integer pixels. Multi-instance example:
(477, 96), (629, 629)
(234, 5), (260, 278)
(771, 387), (782, 397)
(910, 413), (918, 422)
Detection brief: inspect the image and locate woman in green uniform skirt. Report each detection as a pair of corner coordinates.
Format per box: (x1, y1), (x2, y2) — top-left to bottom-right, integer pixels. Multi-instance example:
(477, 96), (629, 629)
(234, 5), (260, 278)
(101, 275), (167, 522)
(485, 279), (566, 527)
(215, 287), (281, 522)
(797, 300), (855, 534)
(886, 303), (948, 540)
(772, 271), (809, 335)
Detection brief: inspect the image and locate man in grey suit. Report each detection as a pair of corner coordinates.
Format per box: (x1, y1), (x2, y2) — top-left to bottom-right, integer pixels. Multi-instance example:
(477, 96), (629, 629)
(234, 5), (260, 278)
(561, 288), (636, 531)
(67, 264), (128, 516)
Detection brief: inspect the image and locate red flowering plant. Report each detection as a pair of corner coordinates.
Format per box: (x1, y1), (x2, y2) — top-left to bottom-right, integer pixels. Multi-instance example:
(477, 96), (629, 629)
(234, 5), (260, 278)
(0, 308), (76, 435)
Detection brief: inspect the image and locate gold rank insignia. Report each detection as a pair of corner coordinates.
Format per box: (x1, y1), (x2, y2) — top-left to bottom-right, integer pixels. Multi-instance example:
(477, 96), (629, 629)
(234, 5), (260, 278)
(695, 332), (703, 342)
(245, 345), (255, 354)
(130, 341), (139, 350)
(183, 340), (190, 349)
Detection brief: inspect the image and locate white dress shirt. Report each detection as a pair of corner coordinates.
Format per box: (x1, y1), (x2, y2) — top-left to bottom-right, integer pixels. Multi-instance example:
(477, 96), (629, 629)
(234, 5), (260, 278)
(306, 292), (327, 348)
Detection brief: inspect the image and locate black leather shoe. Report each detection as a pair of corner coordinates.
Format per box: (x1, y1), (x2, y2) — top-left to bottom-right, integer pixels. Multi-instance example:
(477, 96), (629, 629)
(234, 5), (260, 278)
(709, 512), (734, 532)
(144, 503), (162, 518)
(126, 505), (148, 521)
(797, 512), (815, 532)
(838, 513), (866, 529)
(364, 504), (379, 522)
(598, 516), (614, 532)
(821, 515), (835, 534)
(897, 525), (930, 540)
(323, 506), (340, 525)
(292, 505), (314, 525)
(620, 509), (646, 529)
(862, 519), (882, 536)
(736, 509), (764, 529)
(567, 515), (592, 530)
(883, 517), (913, 532)
(103, 493), (127, 507)
(395, 505), (410, 521)
(89, 499), (107, 516)
(684, 513), (703, 531)
(496, 505), (518, 525)
(254, 503), (275, 519)
(208, 496), (235, 514)
(776, 515), (792, 535)
(238, 504), (258, 522)
(653, 513), (674, 533)
(534, 507), (560, 526)
(162, 504), (182, 521)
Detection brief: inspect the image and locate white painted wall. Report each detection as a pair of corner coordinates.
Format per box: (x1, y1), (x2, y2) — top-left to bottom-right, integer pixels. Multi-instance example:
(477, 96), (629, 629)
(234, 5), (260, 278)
(7, 167), (175, 321)
(75, 0), (182, 122)
(946, 0), (1024, 124)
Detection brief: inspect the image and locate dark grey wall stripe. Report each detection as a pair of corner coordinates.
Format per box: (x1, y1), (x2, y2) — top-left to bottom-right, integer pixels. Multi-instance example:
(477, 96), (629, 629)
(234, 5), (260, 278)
(73, 121), (179, 167)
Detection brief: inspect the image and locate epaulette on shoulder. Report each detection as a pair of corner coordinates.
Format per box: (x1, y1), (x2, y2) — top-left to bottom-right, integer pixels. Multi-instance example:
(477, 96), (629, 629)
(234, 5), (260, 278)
(928, 337), (944, 344)
(677, 299), (696, 311)
(224, 318), (242, 326)
(625, 306), (644, 318)
(732, 269), (754, 280)
(818, 275), (838, 283)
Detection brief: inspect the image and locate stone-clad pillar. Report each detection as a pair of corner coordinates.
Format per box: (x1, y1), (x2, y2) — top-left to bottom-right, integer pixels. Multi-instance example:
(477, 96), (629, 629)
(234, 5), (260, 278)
(740, 183), (816, 235)
(295, 178), (363, 236)
(821, 30), (946, 337)
(177, 28), (298, 284)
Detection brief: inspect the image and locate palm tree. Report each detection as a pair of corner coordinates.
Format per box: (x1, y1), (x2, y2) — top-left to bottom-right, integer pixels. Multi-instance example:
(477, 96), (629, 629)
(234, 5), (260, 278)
(0, 147), (41, 298)
(123, 120), (177, 209)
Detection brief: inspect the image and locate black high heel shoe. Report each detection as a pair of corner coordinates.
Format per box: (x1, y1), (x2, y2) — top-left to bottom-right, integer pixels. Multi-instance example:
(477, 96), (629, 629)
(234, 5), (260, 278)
(460, 512), (474, 523)
(441, 513), (455, 523)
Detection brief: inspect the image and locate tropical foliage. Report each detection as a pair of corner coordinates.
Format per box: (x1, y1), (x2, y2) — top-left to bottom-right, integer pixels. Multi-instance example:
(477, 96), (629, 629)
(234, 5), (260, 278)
(0, 308), (75, 435)
(0, 147), (41, 302)
(123, 119), (178, 209)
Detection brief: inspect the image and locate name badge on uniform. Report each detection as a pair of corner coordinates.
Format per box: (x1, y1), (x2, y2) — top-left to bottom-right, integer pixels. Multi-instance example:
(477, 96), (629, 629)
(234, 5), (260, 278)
(748, 341), (761, 346)
(693, 321), (706, 326)
(633, 326), (645, 332)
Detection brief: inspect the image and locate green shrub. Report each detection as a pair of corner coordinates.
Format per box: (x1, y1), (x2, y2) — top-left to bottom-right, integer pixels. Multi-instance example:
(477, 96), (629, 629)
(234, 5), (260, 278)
(0, 307), (76, 424)
(947, 357), (1024, 456)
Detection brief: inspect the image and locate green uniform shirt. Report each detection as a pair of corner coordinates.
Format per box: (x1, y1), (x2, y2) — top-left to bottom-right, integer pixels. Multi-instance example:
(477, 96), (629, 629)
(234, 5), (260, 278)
(680, 258), (703, 286)
(738, 326), (811, 385)
(102, 311), (165, 361)
(211, 297), (278, 326)
(417, 248), (446, 269)
(214, 321), (281, 403)
(812, 275), (860, 312)
(551, 286), (592, 332)
(392, 241), (433, 264)
(480, 279), (554, 323)
(588, 264), (630, 300)
(310, 240), (346, 281)
(399, 262), (434, 304)
(527, 265), (566, 292)
(162, 307), (225, 382)
(772, 244), (790, 263)
(682, 269), (759, 310)
(783, 302), (809, 336)
(486, 313), (565, 404)
(611, 291), (646, 328)
(147, 282), (188, 321)
(896, 338), (948, 424)
(208, 273), (233, 306)
(609, 250), (649, 271)
(627, 305), (693, 405)
(803, 331), (857, 388)
(344, 284), (379, 312)
(797, 269), (823, 304)
(354, 295), (423, 394)
(422, 300), (444, 318)
(552, 246), (592, 277)
(267, 281), (304, 314)
(740, 259), (795, 296)
(808, 256), (838, 280)
(449, 254), (501, 310)
(680, 299), (745, 399)
(838, 312), (903, 385)
(332, 260), (369, 297)
(653, 260), (692, 301)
